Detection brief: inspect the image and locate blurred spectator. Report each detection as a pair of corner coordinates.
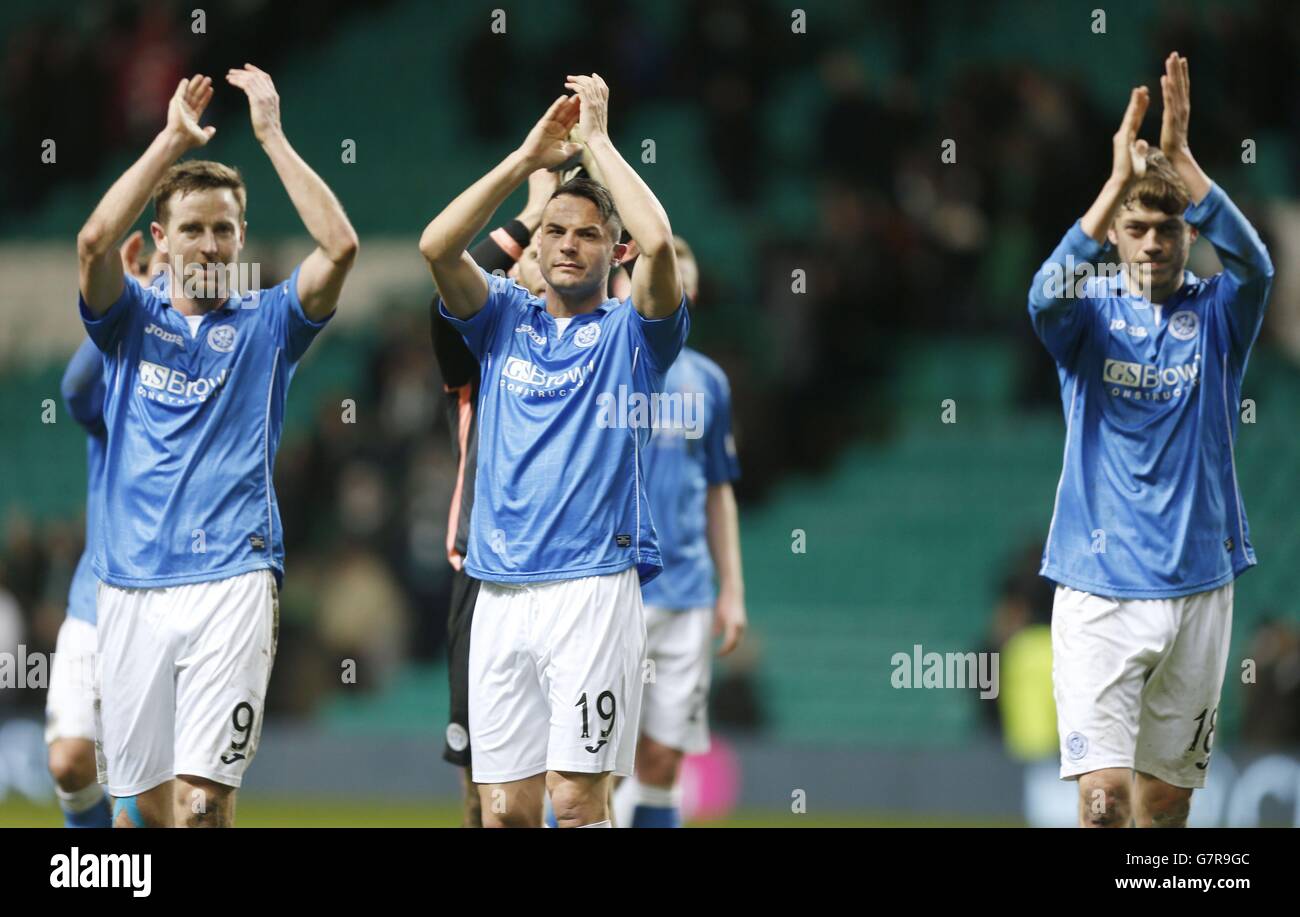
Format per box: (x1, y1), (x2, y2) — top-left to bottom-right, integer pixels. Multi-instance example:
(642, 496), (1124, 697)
(316, 542), (410, 694)
(984, 542), (1057, 762)
(1241, 618), (1300, 746)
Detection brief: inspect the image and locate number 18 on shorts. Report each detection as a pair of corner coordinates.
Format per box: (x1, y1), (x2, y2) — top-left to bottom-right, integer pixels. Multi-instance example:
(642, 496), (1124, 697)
(1052, 582), (1233, 789)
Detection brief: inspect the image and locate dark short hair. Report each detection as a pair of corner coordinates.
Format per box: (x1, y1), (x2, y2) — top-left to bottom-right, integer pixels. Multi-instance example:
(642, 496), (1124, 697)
(1122, 150), (1191, 216)
(548, 177), (622, 240)
(154, 160), (246, 225)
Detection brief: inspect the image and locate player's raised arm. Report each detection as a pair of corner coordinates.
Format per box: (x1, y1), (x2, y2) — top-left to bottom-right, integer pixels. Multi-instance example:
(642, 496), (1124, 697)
(1080, 86), (1151, 244)
(1028, 86), (1150, 362)
(1161, 51), (1271, 284)
(565, 74), (681, 319)
(419, 97), (582, 319)
(1159, 52), (1211, 207)
(77, 76), (216, 315)
(1159, 52), (1273, 355)
(227, 65), (358, 321)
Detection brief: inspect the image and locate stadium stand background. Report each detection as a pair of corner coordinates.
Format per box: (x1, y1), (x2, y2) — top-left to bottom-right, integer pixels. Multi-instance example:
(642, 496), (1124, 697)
(2, 0), (1297, 823)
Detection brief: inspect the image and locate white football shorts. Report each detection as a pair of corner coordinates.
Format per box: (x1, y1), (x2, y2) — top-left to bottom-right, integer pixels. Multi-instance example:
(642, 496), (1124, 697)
(469, 567), (646, 784)
(44, 616), (98, 745)
(96, 569), (279, 797)
(640, 605), (714, 755)
(1052, 581), (1232, 789)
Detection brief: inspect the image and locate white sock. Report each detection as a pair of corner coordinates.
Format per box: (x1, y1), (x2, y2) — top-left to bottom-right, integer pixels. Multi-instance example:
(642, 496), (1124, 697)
(576, 819), (611, 828)
(612, 778), (638, 828)
(633, 780), (681, 809)
(56, 782), (105, 814)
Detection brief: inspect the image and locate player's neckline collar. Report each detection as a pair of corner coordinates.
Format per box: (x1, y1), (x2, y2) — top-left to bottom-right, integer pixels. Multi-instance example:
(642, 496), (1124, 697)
(1118, 268), (1200, 306)
(152, 273), (239, 314)
(537, 298), (616, 320)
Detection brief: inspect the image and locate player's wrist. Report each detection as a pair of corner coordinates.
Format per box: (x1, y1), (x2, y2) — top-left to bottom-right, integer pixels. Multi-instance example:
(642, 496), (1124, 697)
(1104, 172), (1134, 195)
(507, 147), (544, 180)
(159, 127), (198, 158)
(718, 582), (744, 601)
(1163, 144), (1193, 167)
(256, 124), (287, 147)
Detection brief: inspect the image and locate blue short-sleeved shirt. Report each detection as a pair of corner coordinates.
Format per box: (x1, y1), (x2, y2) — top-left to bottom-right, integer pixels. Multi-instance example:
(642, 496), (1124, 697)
(79, 266), (330, 588)
(640, 347), (741, 610)
(440, 269), (689, 584)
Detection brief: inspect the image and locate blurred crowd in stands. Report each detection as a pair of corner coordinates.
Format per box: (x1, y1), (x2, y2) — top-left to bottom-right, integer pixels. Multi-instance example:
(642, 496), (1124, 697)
(2, 0), (1297, 728)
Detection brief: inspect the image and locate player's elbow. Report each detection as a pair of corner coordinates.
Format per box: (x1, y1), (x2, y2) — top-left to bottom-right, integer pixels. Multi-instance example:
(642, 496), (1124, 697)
(635, 232), (674, 262)
(418, 222), (451, 265)
(1258, 247), (1275, 281)
(76, 222), (109, 259)
(328, 228), (359, 266)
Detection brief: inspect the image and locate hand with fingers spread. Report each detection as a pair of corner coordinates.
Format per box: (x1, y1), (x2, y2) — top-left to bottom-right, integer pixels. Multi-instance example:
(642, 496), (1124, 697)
(1112, 85), (1150, 186)
(226, 64), (283, 144)
(166, 75), (216, 150)
(517, 95), (583, 170)
(564, 73), (610, 141)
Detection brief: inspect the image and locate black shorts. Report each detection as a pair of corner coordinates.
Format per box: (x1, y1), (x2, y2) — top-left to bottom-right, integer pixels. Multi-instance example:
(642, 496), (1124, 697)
(443, 567), (481, 767)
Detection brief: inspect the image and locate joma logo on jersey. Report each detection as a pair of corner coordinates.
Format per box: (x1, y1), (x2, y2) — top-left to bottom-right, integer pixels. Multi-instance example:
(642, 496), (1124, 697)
(1103, 357), (1200, 390)
(138, 360), (230, 401)
(514, 323), (546, 345)
(145, 323), (185, 347)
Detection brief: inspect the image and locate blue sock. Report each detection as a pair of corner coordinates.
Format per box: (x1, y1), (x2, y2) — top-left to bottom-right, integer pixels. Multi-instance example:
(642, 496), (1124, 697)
(631, 804), (681, 828)
(62, 789), (112, 828)
(543, 794), (558, 828)
(111, 794), (145, 828)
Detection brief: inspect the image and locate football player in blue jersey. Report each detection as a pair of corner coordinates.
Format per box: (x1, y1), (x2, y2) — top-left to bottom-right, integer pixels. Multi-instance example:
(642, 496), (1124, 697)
(46, 234), (162, 830)
(1029, 54), (1273, 827)
(75, 68), (357, 827)
(612, 237), (747, 828)
(420, 74), (689, 828)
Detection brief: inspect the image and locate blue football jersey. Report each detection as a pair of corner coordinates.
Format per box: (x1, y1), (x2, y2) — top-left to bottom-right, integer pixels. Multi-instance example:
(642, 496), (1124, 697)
(61, 337), (107, 623)
(439, 268), (689, 585)
(640, 347), (741, 610)
(78, 266), (330, 588)
(1029, 183), (1273, 598)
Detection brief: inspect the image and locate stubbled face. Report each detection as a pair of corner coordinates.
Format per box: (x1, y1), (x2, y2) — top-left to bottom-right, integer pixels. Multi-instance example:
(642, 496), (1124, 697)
(151, 188), (245, 301)
(1108, 204), (1196, 302)
(537, 194), (623, 299)
(513, 232), (548, 297)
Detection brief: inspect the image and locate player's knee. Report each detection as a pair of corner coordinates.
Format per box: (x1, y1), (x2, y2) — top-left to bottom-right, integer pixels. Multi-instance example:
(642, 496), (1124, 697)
(635, 739), (683, 788)
(481, 807), (533, 828)
(477, 783), (541, 828)
(550, 777), (607, 827)
(175, 776), (234, 827)
(47, 741), (96, 792)
(1078, 774), (1132, 828)
(1141, 783), (1191, 827)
